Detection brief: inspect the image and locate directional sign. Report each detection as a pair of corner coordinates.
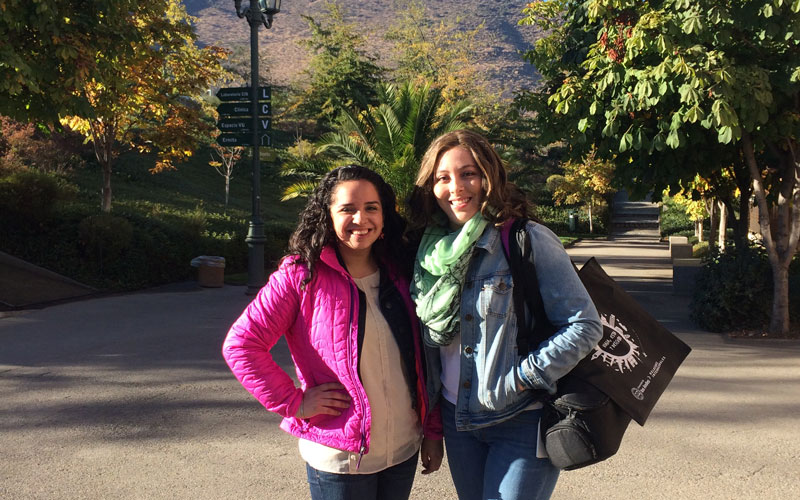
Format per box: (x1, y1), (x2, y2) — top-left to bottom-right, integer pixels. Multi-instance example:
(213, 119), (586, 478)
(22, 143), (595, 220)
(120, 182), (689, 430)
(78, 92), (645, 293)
(216, 86), (271, 102)
(217, 118), (271, 133)
(216, 133), (272, 147)
(217, 102), (271, 117)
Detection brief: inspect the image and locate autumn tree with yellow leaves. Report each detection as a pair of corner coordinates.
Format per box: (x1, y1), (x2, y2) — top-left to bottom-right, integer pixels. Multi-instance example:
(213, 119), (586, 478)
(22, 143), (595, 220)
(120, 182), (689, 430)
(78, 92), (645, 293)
(547, 149), (615, 233)
(61, 0), (228, 212)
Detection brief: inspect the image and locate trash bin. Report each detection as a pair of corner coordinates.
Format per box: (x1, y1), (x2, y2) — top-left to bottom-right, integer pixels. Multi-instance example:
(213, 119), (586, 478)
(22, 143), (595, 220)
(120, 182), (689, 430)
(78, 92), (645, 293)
(568, 211), (576, 232)
(191, 256), (226, 287)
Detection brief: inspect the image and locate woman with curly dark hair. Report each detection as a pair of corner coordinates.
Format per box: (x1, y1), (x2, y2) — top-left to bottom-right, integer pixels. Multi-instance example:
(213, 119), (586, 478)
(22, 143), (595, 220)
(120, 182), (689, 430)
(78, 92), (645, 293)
(223, 165), (443, 500)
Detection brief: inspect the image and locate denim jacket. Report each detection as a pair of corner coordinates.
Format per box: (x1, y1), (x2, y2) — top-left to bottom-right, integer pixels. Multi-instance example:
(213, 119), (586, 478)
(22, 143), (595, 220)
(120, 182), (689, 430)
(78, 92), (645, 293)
(423, 221), (602, 431)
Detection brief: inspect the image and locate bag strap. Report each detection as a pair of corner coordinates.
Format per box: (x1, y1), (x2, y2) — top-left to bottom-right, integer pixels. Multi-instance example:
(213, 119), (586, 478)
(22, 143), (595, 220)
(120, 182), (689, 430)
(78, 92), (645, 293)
(501, 218), (555, 355)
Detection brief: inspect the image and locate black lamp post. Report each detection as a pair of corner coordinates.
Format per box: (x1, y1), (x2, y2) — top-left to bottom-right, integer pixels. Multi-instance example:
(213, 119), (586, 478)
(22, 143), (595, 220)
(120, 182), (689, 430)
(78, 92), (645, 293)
(233, 0), (281, 295)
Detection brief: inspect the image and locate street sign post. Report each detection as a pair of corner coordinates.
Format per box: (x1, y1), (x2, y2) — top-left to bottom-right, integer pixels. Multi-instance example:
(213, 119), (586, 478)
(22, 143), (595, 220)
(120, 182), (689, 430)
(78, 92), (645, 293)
(216, 133), (272, 147)
(217, 117), (271, 133)
(215, 86), (271, 102)
(228, 2), (281, 296)
(216, 102), (271, 117)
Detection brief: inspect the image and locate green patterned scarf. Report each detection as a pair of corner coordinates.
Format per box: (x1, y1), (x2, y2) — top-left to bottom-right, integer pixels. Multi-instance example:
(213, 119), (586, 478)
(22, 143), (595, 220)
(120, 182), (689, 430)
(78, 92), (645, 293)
(411, 214), (488, 346)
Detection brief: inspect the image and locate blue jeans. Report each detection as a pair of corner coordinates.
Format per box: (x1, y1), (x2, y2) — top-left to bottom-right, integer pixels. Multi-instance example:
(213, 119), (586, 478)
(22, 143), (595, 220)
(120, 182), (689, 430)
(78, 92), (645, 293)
(305, 452), (418, 500)
(441, 400), (559, 500)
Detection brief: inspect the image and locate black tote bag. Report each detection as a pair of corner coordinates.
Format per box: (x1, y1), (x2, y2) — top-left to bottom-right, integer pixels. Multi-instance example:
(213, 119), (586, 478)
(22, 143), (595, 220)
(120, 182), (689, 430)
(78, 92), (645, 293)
(571, 257), (692, 426)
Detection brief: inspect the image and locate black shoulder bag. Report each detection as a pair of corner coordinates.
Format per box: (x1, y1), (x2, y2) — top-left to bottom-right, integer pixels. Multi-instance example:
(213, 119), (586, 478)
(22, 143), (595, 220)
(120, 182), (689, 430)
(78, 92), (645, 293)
(502, 218), (691, 470)
(502, 218), (630, 470)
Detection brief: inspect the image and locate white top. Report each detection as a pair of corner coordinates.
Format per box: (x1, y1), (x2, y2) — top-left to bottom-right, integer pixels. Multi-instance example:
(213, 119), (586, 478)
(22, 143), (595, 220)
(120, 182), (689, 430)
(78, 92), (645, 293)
(440, 332), (462, 404)
(299, 270), (421, 473)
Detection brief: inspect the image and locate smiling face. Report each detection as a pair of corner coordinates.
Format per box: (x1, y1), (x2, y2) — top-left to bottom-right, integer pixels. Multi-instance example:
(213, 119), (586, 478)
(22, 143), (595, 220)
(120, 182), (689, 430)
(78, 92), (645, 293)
(329, 179), (384, 259)
(432, 146), (484, 229)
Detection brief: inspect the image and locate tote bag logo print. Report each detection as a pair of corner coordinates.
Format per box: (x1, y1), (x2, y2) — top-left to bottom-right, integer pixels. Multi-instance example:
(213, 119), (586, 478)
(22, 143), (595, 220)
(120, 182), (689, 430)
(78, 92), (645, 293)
(591, 313), (645, 374)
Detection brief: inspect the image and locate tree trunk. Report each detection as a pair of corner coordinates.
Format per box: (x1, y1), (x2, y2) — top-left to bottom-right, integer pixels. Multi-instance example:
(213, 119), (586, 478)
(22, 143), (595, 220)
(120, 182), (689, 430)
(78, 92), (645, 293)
(741, 133), (800, 336)
(771, 263), (792, 336)
(588, 201), (594, 233)
(90, 121), (115, 213)
(707, 198), (717, 251)
(101, 162), (112, 213)
(724, 159), (753, 252)
(224, 175), (230, 213)
(718, 201), (727, 252)
(695, 219), (704, 242)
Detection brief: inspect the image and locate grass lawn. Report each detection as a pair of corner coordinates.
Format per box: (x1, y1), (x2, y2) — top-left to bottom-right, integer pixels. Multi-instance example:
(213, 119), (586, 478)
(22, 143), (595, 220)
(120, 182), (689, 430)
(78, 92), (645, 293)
(560, 233), (606, 247)
(71, 148), (305, 227)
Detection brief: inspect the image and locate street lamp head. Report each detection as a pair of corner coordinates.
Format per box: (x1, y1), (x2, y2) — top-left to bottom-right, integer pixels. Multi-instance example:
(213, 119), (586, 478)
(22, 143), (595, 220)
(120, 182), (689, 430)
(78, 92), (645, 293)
(234, 0), (281, 28)
(258, 0), (281, 15)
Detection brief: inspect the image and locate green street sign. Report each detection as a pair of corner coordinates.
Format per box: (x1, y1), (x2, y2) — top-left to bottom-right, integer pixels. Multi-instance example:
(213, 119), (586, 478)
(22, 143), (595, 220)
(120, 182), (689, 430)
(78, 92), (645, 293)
(217, 117), (271, 133)
(216, 133), (272, 147)
(216, 86), (271, 101)
(217, 102), (271, 117)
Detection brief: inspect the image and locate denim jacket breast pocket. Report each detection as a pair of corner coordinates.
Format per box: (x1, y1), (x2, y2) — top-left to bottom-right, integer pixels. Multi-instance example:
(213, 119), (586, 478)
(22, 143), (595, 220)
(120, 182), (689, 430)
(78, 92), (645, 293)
(479, 273), (514, 334)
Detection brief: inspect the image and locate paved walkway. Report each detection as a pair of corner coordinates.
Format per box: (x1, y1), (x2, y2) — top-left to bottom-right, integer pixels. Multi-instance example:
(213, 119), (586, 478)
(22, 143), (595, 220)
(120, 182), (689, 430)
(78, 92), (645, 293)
(1, 237), (799, 499)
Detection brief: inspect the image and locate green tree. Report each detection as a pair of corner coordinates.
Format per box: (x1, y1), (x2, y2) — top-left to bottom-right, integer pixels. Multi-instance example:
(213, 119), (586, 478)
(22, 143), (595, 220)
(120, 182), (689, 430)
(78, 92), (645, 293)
(282, 81), (472, 206)
(0, 0), (164, 123)
(279, 137), (335, 201)
(521, 0), (800, 337)
(385, 0), (486, 105)
(61, 0), (228, 213)
(667, 179), (710, 242)
(292, 0), (384, 125)
(546, 149), (615, 233)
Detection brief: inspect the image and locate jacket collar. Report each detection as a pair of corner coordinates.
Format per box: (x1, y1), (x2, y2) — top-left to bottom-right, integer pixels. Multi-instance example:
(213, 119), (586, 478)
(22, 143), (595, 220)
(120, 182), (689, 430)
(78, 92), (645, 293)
(320, 244), (401, 284)
(320, 245), (348, 275)
(475, 222), (501, 254)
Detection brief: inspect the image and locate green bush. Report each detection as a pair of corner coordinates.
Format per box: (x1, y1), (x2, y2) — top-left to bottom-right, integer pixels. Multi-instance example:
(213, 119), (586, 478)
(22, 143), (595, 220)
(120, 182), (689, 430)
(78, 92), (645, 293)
(181, 204), (208, 239)
(78, 214), (134, 263)
(264, 220), (296, 267)
(693, 241), (710, 258)
(690, 247), (800, 332)
(0, 169), (77, 223)
(660, 197), (693, 236)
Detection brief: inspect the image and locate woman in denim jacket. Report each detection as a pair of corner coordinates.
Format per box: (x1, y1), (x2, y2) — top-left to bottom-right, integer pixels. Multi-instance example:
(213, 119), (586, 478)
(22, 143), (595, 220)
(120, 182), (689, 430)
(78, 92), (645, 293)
(408, 130), (602, 500)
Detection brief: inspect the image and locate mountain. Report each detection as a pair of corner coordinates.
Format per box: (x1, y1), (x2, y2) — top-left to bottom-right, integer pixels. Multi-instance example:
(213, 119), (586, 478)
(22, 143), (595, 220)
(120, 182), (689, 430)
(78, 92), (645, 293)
(185, 0), (543, 96)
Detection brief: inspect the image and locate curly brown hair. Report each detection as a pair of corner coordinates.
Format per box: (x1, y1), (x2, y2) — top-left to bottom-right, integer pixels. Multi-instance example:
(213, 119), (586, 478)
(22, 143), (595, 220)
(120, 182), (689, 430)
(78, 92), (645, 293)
(407, 129), (528, 230)
(288, 165), (408, 284)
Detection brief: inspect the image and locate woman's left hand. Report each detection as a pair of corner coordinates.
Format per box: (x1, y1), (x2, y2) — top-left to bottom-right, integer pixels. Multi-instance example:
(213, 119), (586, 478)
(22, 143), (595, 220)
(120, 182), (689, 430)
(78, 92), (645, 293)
(420, 437), (444, 474)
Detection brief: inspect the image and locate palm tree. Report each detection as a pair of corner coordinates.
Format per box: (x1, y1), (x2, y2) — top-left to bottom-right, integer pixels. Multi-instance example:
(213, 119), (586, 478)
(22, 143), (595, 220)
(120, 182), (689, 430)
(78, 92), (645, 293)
(279, 137), (336, 201)
(281, 81), (473, 207)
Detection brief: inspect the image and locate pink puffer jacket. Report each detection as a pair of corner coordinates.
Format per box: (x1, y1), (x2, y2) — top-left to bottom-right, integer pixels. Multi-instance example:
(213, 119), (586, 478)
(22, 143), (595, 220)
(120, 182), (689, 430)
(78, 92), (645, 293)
(222, 246), (442, 455)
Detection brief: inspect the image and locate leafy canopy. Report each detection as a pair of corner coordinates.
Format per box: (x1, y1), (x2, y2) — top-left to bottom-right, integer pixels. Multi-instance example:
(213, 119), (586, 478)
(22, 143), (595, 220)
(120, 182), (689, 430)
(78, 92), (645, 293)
(520, 0), (800, 335)
(0, 0), (165, 122)
(520, 0), (800, 197)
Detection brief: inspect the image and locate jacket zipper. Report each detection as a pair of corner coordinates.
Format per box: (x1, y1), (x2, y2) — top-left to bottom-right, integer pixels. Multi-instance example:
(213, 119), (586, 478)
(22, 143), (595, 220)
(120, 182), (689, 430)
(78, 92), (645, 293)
(346, 277), (368, 469)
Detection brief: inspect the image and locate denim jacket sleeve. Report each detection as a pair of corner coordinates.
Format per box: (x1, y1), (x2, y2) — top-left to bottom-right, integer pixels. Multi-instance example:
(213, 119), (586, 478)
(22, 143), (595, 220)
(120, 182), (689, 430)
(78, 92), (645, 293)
(516, 223), (602, 394)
